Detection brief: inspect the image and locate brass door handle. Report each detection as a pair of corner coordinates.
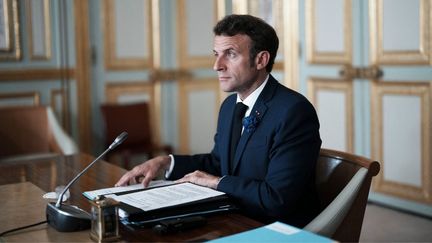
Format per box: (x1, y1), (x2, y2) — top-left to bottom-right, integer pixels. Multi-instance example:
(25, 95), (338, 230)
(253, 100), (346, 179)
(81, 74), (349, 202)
(339, 65), (383, 80)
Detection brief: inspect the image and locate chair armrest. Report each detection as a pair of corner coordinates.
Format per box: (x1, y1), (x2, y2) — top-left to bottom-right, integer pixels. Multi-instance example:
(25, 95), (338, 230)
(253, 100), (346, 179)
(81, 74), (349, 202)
(47, 107), (79, 155)
(304, 167), (368, 237)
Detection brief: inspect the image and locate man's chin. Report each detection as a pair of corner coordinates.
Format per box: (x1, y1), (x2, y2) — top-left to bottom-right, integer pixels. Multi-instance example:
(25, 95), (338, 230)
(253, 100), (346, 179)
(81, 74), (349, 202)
(219, 83), (231, 92)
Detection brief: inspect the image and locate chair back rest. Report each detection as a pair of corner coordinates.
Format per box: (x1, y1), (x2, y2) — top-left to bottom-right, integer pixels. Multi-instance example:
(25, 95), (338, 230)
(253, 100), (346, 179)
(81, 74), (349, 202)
(101, 102), (152, 149)
(305, 148), (380, 242)
(0, 106), (50, 157)
(0, 106), (78, 157)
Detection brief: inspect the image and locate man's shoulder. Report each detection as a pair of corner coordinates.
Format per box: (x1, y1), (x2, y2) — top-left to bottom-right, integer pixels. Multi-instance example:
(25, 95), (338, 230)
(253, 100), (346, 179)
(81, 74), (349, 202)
(272, 81), (309, 104)
(221, 93), (237, 106)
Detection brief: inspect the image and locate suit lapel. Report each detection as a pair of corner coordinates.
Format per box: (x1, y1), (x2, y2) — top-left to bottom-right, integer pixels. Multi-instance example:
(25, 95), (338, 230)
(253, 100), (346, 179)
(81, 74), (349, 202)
(231, 75), (278, 173)
(221, 96), (236, 175)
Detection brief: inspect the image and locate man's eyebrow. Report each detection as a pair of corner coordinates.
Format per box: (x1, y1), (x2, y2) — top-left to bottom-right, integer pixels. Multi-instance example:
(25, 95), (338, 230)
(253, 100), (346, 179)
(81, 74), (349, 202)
(213, 47), (236, 54)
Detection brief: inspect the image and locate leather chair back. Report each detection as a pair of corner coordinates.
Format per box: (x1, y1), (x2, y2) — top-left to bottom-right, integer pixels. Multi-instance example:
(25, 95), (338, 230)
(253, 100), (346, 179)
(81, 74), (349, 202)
(305, 148), (380, 242)
(100, 102), (172, 168)
(0, 106), (78, 158)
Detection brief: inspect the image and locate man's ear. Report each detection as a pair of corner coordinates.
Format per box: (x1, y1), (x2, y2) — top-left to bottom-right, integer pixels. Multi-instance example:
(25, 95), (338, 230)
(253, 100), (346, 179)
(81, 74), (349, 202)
(255, 51), (270, 70)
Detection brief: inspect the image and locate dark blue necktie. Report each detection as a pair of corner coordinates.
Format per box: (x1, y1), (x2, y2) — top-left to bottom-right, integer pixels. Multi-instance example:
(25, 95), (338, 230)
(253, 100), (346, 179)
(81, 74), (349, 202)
(230, 102), (248, 171)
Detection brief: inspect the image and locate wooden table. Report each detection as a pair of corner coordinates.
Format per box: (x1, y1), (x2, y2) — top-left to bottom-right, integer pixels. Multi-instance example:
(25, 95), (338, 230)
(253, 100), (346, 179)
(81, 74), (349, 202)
(0, 153), (262, 242)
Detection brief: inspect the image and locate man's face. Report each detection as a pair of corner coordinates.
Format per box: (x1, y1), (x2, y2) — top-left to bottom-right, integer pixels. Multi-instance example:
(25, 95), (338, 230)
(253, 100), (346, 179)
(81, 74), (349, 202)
(213, 34), (260, 98)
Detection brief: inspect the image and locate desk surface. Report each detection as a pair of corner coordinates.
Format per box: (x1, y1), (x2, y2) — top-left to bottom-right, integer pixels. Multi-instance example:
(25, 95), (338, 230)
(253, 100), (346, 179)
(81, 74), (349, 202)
(0, 153), (262, 242)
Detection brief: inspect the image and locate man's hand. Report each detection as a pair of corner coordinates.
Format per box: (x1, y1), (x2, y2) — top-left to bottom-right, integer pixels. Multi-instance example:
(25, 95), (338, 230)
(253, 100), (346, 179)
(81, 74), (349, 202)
(115, 155), (171, 187)
(176, 170), (220, 189)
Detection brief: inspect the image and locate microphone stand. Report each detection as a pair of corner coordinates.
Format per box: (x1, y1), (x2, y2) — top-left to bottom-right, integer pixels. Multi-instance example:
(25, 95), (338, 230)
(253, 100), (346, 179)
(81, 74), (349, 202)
(46, 132), (128, 232)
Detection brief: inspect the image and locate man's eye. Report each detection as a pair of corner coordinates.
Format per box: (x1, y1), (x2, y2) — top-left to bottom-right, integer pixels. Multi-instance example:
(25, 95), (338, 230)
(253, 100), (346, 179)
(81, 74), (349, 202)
(228, 51), (236, 58)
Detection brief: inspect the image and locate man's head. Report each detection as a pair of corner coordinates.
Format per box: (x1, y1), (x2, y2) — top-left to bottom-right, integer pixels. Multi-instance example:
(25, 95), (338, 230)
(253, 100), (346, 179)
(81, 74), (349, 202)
(213, 14), (279, 73)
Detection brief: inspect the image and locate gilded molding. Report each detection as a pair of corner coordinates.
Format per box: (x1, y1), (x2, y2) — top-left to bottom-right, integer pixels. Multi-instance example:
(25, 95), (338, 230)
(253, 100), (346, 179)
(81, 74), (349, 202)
(369, 0), (430, 65)
(150, 69), (193, 81)
(103, 0), (154, 70)
(283, 0), (299, 90)
(307, 77), (354, 153)
(0, 0), (21, 60)
(178, 78), (221, 154)
(0, 91), (40, 106)
(0, 68), (75, 81)
(177, 0), (222, 69)
(371, 81), (431, 203)
(306, 0), (352, 64)
(25, 0), (52, 60)
(74, 0), (92, 153)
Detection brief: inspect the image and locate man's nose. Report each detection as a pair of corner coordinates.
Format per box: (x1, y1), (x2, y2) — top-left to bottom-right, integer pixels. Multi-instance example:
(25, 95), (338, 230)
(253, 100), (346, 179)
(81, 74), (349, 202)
(213, 57), (225, 71)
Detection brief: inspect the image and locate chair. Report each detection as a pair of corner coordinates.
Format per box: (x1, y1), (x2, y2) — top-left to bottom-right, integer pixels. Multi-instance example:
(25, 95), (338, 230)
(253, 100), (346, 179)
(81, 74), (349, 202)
(304, 148), (380, 242)
(100, 102), (172, 169)
(0, 106), (78, 158)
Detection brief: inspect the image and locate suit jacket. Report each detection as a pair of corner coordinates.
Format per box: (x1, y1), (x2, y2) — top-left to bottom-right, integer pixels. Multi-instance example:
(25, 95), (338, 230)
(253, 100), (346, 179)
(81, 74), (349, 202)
(169, 75), (322, 227)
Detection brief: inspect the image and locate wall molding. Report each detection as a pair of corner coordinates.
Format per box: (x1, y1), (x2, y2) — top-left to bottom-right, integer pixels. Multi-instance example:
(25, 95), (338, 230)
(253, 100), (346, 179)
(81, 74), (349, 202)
(0, 68), (75, 81)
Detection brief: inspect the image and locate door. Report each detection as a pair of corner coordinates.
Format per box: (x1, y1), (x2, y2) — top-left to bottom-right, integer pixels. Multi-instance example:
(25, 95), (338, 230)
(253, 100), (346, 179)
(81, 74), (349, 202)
(90, 0), (228, 162)
(300, 0), (432, 216)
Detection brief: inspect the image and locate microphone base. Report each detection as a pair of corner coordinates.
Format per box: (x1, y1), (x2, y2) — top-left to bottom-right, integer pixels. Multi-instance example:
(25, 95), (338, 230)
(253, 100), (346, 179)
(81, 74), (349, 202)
(46, 202), (91, 232)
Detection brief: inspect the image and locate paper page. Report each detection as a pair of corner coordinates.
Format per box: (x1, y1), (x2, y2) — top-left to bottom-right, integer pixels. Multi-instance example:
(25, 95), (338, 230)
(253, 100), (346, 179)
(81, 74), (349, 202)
(83, 180), (174, 200)
(110, 182), (225, 212)
(265, 222), (300, 235)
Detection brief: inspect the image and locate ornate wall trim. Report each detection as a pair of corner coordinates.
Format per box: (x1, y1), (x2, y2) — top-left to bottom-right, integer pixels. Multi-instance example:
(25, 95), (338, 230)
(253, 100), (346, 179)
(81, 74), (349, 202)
(371, 81), (431, 203)
(0, 68), (74, 81)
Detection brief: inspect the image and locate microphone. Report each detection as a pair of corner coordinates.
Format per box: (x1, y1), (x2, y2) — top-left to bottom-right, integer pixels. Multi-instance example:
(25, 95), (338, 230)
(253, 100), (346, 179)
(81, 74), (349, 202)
(46, 132), (128, 232)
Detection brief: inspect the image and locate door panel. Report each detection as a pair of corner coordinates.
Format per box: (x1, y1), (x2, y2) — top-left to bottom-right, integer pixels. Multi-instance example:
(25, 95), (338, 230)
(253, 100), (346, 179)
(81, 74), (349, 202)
(103, 0), (154, 70)
(368, 0), (432, 211)
(369, 0), (430, 64)
(308, 78), (354, 152)
(372, 82), (430, 203)
(301, 0), (432, 215)
(306, 0), (352, 64)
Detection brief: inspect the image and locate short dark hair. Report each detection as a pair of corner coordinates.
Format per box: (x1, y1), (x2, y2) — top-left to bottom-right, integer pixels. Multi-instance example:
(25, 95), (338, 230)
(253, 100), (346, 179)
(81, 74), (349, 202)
(213, 14), (279, 72)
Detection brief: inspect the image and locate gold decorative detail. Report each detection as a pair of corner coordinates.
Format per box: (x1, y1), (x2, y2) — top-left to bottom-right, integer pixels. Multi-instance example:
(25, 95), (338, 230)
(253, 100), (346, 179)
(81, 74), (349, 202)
(151, 0), (160, 69)
(178, 78), (221, 154)
(74, 0), (92, 153)
(283, 0), (299, 90)
(0, 0), (21, 60)
(0, 68), (75, 81)
(308, 77), (354, 153)
(25, 0), (51, 60)
(103, 0), (154, 70)
(0, 91), (40, 106)
(150, 69), (193, 81)
(306, 0), (352, 64)
(371, 81), (431, 203)
(339, 65), (383, 80)
(177, 0), (223, 69)
(369, 0), (430, 65)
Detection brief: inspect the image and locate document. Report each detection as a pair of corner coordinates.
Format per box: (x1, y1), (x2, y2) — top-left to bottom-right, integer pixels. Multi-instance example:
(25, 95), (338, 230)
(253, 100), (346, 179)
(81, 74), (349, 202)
(109, 182), (225, 212)
(83, 180), (175, 200)
(84, 181), (234, 224)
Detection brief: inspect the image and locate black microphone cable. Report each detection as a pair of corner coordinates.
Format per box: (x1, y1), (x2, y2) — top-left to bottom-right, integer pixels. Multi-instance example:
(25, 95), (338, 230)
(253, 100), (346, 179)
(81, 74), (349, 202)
(0, 220), (47, 237)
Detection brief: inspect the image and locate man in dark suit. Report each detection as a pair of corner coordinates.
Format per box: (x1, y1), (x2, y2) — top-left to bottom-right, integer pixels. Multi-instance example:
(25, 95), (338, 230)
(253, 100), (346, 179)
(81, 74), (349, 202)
(116, 14), (321, 227)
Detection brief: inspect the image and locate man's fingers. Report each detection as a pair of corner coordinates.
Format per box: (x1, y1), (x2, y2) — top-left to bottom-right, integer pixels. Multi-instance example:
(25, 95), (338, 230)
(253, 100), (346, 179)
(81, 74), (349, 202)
(115, 174), (129, 187)
(141, 176), (152, 188)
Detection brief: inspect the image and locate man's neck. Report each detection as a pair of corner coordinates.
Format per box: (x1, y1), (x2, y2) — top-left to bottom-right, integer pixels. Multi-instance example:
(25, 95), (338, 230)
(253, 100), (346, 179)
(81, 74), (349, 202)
(238, 72), (269, 101)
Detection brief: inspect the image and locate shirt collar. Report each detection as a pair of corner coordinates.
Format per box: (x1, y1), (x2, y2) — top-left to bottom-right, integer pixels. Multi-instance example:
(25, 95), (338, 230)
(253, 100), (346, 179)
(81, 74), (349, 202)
(236, 74), (269, 117)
